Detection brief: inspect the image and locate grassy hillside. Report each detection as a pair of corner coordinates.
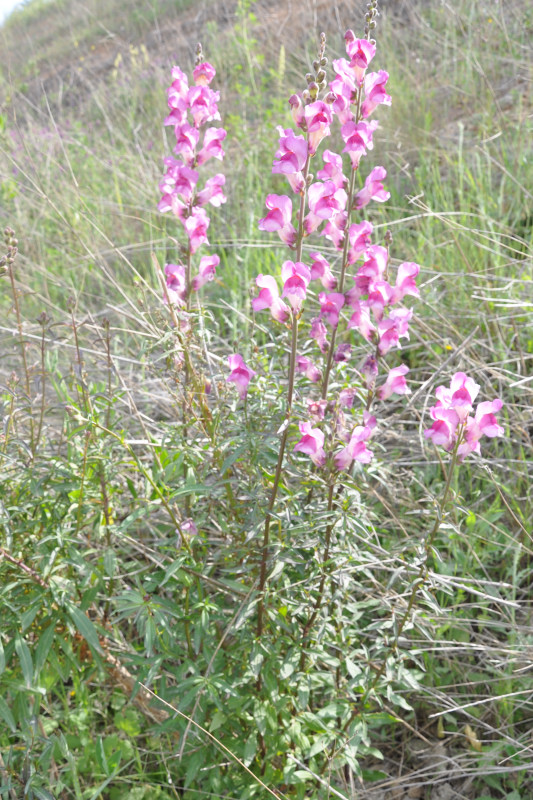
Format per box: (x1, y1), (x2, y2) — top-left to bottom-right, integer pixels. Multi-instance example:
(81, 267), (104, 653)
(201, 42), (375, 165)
(0, 0), (532, 798)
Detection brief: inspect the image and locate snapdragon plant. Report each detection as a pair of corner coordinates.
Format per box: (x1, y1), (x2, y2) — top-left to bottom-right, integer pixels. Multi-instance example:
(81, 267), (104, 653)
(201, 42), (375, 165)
(154, 1), (504, 794)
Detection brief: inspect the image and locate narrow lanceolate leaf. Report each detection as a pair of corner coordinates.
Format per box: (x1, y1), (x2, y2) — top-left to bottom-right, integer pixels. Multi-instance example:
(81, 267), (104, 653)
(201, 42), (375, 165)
(15, 635), (33, 688)
(34, 624), (56, 676)
(66, 605), (103, 655)
(0, 697), (16, 732)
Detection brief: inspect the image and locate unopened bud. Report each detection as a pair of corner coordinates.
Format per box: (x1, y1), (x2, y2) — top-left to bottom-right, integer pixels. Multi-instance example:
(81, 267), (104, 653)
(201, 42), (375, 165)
(316, 69), (326, 83)
(369, 20), (376, 29)
(384, 229), (393, 247)
(308, 82), (319, 99)
(305, 72), (314, 84)
(313, 59), (319, 71)
(320, 57), (328, 67)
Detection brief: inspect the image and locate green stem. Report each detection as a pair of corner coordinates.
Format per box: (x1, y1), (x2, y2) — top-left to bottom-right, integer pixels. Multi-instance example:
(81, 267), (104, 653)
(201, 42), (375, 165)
(299, 481), (335, 671)
(256, 153), (311, 641)
(321, 85), (363, 401)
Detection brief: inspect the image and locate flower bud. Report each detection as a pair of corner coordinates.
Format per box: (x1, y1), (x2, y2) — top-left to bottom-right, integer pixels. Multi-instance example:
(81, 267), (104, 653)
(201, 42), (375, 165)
(306, 72), (314, 84)
(320, 57), (328, 67)
(316, 69), (326, 83)
(313, 60), (320, 71)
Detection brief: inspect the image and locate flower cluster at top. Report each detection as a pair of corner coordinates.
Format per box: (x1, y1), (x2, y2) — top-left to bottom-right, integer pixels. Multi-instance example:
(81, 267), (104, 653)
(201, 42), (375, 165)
(424, 372), (504, 460)
(244, 3), (424, 472)
(158, 45), (227, 307)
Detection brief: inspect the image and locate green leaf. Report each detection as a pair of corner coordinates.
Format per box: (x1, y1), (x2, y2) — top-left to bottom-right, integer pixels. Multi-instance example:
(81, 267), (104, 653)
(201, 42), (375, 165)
(0, 696), (16, 732)
(243, 733), (257, 767)
(209, 710), (226, 733)
(15, 635), (33, 687)
(31, 789), (55, 800)
(34, 624), (55, 676)
(65, 605), (103, 655)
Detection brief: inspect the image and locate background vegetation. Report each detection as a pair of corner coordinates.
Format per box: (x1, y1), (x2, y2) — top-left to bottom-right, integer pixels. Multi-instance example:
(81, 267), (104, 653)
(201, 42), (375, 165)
(0, 0), (532, 798)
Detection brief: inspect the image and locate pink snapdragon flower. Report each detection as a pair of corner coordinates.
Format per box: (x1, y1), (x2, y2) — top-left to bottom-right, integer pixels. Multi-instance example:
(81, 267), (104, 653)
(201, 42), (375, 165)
(192, 254), (219, 291)
(294, 421), (326, 467)
(349, 244), (389, 298)
(310, 317), (329, 353)
(335, 412), (376, 470)
(183, 206), (210, 253)
(366, 280), (394, 321)
(305, 181), (348, 234)
(227, 354), (256, 399)
(347, 301), (376, 342)
(173, 123), (200, 165)
(258, 194), (297, 247)
(196, 127), (227, 165)
(378, 364), (410, 401)
(424, 408), (461, 450)
(345, 34), (376, 84)
(164, 263), (186, 306)
(252, 274), (290, 323)
(166, 70), (189, 126)
(196, 174), (226, 207)
(307, 398), (327, 420)
(329, 75), (354, 124)
(361, 354), (379, 388)
(354, 166), (390, 209)
(321, 210), (348, 250)
(341, 120), (378, 169)
(434, 371), (480, 421)
(339, 387), (356, 408)
(309, 251), (337, 290)
(424, 374), (503, 459)
(334, 343), (352, 362)
(188, 84), (221, 127)
(181, 518), (198, 538)
(377, 307), (413, 354)
(281, 260), (311, 311)
(317, 150), (347, 189)
(361, 70), (392, 119)
(390, 262), (420, 304)
(169, 66), (189, 99)
(159, 161), (199, 206)
(272, 127), (308, 193)
(193, 61), (216, 86)
(331, 58), (357, 95)
(297, 356), (322, 383)
(347, 220), (373, 264)
(304, 101), (333, 155)
(458, 399), (504, 459)
(319, 292), (345, 328)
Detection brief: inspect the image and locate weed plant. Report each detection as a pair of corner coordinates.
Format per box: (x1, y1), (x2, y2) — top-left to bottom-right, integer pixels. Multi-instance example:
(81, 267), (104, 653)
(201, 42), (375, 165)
(0, 1), (532, 799)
